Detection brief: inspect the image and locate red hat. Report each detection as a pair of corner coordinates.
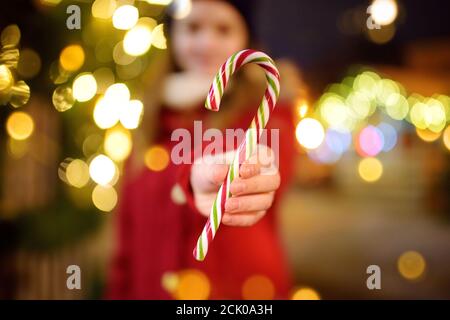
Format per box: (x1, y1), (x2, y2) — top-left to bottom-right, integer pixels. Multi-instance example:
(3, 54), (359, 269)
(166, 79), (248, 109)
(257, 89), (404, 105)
(166, 0), (257, 40)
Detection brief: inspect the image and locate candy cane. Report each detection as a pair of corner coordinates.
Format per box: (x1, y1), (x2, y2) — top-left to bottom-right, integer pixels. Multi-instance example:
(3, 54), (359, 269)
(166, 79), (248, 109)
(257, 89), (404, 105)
(193, 49), (281, 261)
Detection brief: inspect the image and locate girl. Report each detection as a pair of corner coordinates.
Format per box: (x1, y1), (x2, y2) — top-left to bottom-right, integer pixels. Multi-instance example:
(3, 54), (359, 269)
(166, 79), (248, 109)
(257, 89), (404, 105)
(107, 0), (299, 299)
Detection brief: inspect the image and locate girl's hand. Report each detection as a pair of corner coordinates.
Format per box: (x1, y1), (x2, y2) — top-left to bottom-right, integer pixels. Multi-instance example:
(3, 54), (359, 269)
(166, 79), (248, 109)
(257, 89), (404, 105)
(190, 145), (280, 227)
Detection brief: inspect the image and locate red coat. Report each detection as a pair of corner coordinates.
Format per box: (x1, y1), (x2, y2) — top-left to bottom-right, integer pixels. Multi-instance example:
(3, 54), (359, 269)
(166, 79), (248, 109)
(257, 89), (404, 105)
(107, 101), (295, 299)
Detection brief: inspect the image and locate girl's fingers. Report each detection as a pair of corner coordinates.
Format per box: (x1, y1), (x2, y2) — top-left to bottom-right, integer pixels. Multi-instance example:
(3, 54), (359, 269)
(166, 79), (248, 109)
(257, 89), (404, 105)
(230, 173), (280, 196)
(239, 163), (260, 179)
(222, 211), (266, 227)
(225, 192), (275, 213)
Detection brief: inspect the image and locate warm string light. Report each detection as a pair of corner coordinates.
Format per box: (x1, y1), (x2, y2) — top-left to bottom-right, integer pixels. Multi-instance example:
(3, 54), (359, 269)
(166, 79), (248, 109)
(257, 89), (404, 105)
(295, 70), (450, 181)
(48, 0), (173, 211)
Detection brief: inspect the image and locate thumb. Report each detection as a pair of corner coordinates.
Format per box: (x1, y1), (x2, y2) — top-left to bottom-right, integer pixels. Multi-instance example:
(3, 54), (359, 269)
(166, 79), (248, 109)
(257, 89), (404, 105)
(191, 151), (235, 193)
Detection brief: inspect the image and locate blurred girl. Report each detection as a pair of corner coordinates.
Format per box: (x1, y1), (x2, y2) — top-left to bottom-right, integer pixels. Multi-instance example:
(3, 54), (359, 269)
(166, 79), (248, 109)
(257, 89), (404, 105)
(107, 0), (300, 299)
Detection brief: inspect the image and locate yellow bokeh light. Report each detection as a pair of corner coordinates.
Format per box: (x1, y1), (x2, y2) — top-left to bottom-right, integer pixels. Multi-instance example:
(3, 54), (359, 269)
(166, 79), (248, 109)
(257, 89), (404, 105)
(295, 118), (325, 150)
(443, 126), (450, 151)
(370, 0), (398, 26)
(358, 157), (383, 183)
(367, 23), (396, 44)
(72, 73), (97, 102)
(104, 127), (132, 162)
(174, 269), (210, 300)
(89, 154), (116, 186)
(1, 24), (21, 47)
(416, 128), (441, 143)
(151, 24), (167, 50)
(105, 82), (130, 102)
(161, 272), (179, 294)
(59, 44), (85, 72)
(291, 287), (321, 300)
(93, 83), (130, 129)
(52, 85), (75, 112)
(123, 19), (154, 56)
(145, 145), (170, 171)
(92, 184), (118, 212)
(242, 275), (275, 300)
(386, 93), (409, 120)
(0, 64), (13, 91)
(145, 0), (173, 5)
(92, 0), (117, 19)
(113, 5), (139, 30)
(172, 0), (192, 20)
(319, 94), (354, 131)
(113, 41), (136, 65)
(410, 102), (429, 130)
(398, 251), (426, 281)
(426, 98), (446, 133)
(66, 159), (90, 188)
(17, 48), (41, 79)
(10, 81), (31, 108)
(40, 0), (62, 6)
(93, 97), (120, 129)
(6, 111), (34, 141)
(120, 99), (144, 129)
(346, 91), (373, 119)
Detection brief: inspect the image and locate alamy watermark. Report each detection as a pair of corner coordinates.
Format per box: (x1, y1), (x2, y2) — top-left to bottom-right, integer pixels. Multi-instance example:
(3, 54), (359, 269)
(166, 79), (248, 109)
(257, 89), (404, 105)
(170, 121), (280, 167)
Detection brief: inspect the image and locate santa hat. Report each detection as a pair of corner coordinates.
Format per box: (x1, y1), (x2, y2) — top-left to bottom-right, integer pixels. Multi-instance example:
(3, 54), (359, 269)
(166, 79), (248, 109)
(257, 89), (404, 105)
(166, 0), (257, 41)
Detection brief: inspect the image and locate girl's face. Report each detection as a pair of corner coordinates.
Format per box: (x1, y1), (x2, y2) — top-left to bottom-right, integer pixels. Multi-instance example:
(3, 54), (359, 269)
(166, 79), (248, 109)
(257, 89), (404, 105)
(171, 0), (249, 76)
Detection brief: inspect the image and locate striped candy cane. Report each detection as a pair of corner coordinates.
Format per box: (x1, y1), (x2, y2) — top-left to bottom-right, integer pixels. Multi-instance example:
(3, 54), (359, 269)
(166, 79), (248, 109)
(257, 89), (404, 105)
(193, 49), (281, 261)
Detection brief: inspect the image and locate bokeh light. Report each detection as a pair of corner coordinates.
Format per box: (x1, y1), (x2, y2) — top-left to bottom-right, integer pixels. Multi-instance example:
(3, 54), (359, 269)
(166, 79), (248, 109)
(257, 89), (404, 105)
(295, 118), (325, 150)
(92, 184), (118, 212)
(358, 157), (383, 183)
(171, 0), (192, 20)
(369, 0), (398, 26)
(93, 96), (120, 129)
(174, 269), (210, 300)
(151, 24), (167, 50)
(113, 41), (136, 65)
(104, 127), (132, 162)
(357, 125), (384, 157)
(144, 145), (170, 171)
(9, 81), (30, 108)
(89, 154), (116, 186)
(377, 122), (397, 152)
(416, 128), (441, 143)
(6, 111), (34, 141)
(0, 64), (13, 91)
(17, 48), (41, 79)
(113, 5), (139, 30)
(66, 159), (90, 188)
(91, 0), (116, 19)
(59, 44), (85, 72)
(123, 18), (156, 56)
(242, 275), (275, 300)
(443, 126), (450, 151)
(385, 93), (409, 120)
(170, 183), (187, 205)
(52, 85), (75, 112)
(120, 99), (144, 129)
(1, 24), (21, 47)
(398, 251), (426, 281)
(72, 73), (97, 102)
(161, 272), (179, 294)
(291, 287), (321, 300)
(367, 23), (396, 44)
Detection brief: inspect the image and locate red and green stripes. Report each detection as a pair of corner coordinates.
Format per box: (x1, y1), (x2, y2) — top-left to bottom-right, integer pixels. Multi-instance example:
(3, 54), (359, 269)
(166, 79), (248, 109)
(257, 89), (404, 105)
(194, 49), (281, 261)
